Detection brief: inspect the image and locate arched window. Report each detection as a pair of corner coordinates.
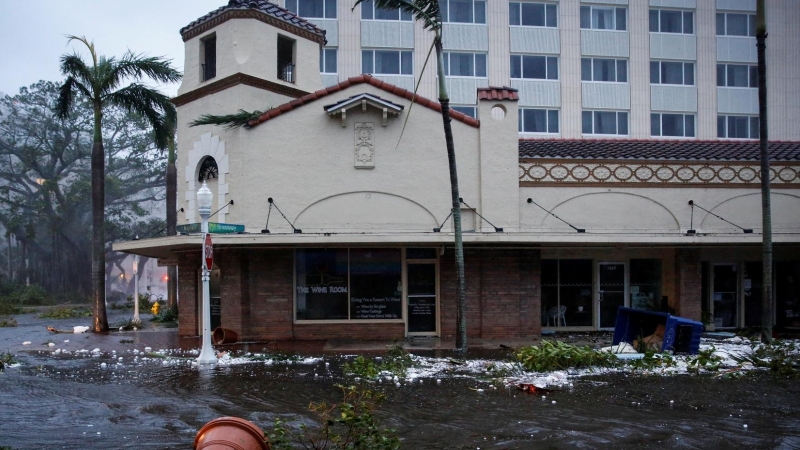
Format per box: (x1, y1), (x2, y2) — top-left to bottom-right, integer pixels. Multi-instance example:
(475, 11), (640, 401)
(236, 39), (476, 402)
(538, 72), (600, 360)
(197, 156), (219, 182)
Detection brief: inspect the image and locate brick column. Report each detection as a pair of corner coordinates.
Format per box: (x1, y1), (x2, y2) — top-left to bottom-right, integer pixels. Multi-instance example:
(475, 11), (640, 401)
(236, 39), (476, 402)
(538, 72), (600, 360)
(177, 251), (200, 336)
(519, 249), (541, 338)
(675, 248), (702, 322)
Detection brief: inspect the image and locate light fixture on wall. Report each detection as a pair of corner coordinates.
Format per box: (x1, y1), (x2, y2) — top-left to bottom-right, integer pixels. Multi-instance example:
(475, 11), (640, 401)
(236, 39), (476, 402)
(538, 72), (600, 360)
(526, 198), (585, 233)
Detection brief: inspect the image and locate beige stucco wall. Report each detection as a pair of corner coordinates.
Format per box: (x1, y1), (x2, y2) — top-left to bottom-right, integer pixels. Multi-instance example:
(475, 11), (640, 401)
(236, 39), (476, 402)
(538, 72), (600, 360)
(178, 17), (324, 97)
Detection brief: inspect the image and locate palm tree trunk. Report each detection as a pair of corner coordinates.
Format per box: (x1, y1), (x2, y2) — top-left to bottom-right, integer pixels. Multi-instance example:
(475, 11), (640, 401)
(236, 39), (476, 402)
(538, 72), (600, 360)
(166, 137), (178, 311)
(92, 103), (109, 332)
(434, 34), (467, 353)
(756, 0), (772, 344)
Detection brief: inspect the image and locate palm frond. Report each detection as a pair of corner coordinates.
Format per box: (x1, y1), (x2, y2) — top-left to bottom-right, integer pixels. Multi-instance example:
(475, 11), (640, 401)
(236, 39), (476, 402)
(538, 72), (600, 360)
(106, 51), (182, 91)
(59, 53), (96, 92)
(104, 83), (174, 146)
(189, 109), (268, 130)
(55, 77), (91, 119)
(65, 35), (97, 67)
(354, 0), (441, 31)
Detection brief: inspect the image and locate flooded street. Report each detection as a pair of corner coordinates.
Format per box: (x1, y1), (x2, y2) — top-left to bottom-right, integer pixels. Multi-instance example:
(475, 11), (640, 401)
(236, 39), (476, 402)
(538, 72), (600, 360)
(2, 312), (800, 449)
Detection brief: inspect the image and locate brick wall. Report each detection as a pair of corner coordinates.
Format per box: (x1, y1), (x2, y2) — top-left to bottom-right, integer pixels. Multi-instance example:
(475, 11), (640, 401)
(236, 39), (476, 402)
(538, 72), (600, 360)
(675, 248), (702, 321)
(177, 251), (200, 336)
(243, 249), (294, 340)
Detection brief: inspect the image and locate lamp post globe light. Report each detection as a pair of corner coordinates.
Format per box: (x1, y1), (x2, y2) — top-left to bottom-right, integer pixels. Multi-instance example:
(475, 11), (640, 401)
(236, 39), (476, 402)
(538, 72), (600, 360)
(196, 181), (216, 365)
(132, 255), (140, 325)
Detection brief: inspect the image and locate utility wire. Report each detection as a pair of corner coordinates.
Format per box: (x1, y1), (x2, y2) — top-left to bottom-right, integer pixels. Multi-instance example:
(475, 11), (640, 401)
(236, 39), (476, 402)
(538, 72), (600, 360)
(459, 198), (503, 232)
(688, 200), (752, 233)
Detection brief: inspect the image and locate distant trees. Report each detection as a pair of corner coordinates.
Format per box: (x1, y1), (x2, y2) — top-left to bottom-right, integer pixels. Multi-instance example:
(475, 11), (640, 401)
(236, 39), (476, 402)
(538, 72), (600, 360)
(0, 81), (168, 305)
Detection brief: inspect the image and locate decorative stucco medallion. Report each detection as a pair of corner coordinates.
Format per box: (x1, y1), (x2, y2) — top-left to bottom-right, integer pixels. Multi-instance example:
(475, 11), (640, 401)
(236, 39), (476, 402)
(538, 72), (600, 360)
(718, 167), (736, 182)
(634, 166), (654, 181)
(354, 122), (375, 169)
(572, 165), (591, 180)
(550, 165), (569, 180)
(738, 167), (757, 182)
(676, 166), (695, 182)
(779, 167), (798, 182)
(613, 166), (633, 181)
(528, 165), (548, 180)
(655, 166), (674, 181)
(697, 166), (716, 181)
(592, 165), (612, 181)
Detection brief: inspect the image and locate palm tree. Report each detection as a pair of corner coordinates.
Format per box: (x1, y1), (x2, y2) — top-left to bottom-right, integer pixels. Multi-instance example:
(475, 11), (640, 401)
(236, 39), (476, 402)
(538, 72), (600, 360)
(165, 112), (178, 312)
(755, 1), (773, 344)
(353, 0), (468, 352)
(55, 36), (181, 332)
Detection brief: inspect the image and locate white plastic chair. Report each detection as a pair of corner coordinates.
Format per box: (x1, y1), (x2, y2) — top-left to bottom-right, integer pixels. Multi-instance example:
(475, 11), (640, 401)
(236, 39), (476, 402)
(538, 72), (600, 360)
(547, 305), (567, 327)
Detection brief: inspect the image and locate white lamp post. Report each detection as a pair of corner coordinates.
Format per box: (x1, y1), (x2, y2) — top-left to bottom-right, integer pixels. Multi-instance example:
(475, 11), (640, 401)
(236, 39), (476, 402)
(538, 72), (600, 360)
(196, 181), (216, 365)
(132, 255), (140, 325)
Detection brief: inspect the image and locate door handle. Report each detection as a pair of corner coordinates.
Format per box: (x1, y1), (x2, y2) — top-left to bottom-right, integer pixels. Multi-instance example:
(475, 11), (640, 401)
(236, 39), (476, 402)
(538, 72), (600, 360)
(599, 291), (604, 302)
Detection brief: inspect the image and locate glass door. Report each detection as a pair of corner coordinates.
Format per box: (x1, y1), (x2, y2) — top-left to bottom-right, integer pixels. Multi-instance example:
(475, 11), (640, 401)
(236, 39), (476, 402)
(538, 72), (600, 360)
(406, 263), (438, 335)
(712, 264), (738, 328)
(598, 262), (626, 329)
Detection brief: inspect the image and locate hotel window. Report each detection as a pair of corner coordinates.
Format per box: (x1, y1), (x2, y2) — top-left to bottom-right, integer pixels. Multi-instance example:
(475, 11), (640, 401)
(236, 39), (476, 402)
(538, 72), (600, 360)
(716, 12), (756, 37)
(320, 48), (337, 74)
(452, 105), (477, 118)
(295, 248), (402, 321)
(649, 9), (694, 34)
(650, 61), (694, 86)
(582, 110), (628, 136)
(519, 108), (559, 133)
(580, 5), (626, 31)
(285, 0), (337, 18)
(441, 0), (486, 24)
(443, 52), (486, 77)
(362, 50), (413, 75)
(581, 58), (628, 82)
(510, 55), (558, 80)
(718, 115), (759, 139)
(360, 0), (412, 20)
(651, 113), (695, 137)
(717, 64), (758, 88)
(509, 2), (557, 27)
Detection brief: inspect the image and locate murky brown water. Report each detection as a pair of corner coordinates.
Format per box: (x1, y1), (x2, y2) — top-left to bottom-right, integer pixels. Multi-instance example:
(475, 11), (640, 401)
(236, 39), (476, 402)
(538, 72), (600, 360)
(2, 312), (800, 449)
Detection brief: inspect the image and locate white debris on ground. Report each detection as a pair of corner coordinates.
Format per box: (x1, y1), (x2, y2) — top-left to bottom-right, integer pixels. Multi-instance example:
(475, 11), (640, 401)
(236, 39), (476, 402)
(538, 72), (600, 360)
(73, 326), (89, 334)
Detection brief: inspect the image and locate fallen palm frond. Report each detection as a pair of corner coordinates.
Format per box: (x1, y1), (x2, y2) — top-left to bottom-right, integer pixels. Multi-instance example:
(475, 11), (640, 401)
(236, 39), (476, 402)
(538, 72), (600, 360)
(513, 340), (619, 372)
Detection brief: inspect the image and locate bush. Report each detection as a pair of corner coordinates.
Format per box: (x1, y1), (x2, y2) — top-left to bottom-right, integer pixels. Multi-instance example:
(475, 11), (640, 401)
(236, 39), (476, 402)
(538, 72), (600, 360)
(343, 345), (415, 379)
(151, 306), (178, 323)
(269, 385), (400, 450)
(514, 340), (619, 372)
(0, 317), (17, 327)
(0, 351), (17, 371)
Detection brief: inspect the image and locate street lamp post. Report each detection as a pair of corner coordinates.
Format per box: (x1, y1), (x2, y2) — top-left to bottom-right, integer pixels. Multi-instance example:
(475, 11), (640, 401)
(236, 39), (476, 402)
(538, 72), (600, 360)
(196, 181), (216, 365)
(132, 255), (140, 325)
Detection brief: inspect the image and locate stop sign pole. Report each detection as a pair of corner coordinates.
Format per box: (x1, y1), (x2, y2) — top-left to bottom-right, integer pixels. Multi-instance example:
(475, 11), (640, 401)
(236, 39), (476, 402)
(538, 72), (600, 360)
(196, 182), (216, 365)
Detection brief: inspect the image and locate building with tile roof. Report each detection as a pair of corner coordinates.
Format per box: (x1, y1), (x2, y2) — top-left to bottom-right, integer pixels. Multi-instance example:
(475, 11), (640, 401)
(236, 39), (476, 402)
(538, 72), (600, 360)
(115, 1), (800, 343)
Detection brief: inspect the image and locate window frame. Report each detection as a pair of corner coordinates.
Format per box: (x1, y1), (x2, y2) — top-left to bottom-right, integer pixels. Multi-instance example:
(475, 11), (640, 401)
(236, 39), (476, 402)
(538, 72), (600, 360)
(320, 48), (337, 74)
(285, 0), (337, 19)
(581, 57), (628, 83)
(650, 60), (695, 86)
(200, 34), (217, 82)
(510, 54), (559, 80)
(441, 0), (486, 24)
(718, 115), (760, 139)
(716, 63), (758, 88)
(716, 12), (756, 37)
(443, 52), (487, 78)
(360, 0), (412, 21)
(519, 108), (560, 134)
(581, 110), (629, 136)
(509, 2), (558, 28)
(651, 113), (696, 138)
(649, 9), (694, 34)
(580, 5), (627, 31)
(362, 49), (413, 76)
(452, 105), (477, 118)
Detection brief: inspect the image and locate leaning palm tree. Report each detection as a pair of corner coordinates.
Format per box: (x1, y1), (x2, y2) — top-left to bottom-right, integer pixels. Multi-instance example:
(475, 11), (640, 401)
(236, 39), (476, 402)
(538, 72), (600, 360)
(56, 36), (181, 332)
(164, 109), (179, 312)
(353, 0), (468, 352)
(755, 0), (773, 344)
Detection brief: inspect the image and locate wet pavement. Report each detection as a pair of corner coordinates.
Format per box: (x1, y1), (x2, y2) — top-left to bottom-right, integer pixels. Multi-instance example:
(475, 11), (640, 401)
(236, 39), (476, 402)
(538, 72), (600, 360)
(2, 309), (800, 449)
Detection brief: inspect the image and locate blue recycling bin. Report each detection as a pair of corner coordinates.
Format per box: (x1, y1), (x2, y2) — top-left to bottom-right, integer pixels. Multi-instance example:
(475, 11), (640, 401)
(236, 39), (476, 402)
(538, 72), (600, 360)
(612, 307), (705, 354)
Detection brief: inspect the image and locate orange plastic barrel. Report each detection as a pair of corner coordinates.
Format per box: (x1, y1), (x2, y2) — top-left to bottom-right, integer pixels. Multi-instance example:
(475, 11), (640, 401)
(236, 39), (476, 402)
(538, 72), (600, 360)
(212, 327), (238, 345)
(194, 416), (271, 450)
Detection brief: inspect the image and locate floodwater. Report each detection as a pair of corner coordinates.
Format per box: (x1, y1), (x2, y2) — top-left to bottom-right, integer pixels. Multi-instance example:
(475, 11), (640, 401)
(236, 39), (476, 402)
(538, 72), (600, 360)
(2, 311), (800, 449)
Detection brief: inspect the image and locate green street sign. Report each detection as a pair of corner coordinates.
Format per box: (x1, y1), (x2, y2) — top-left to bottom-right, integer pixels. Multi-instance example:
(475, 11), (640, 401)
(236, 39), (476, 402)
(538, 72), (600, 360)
(177, 222), (245, 234)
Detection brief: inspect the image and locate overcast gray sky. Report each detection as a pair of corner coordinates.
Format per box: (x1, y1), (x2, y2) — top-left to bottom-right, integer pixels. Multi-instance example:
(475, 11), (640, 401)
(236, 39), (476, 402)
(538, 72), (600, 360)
(0, 0), (226, 97)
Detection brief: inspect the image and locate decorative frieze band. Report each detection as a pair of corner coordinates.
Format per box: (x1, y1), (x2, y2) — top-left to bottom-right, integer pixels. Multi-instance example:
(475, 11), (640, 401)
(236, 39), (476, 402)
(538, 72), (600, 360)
(519, 159), (800, 188)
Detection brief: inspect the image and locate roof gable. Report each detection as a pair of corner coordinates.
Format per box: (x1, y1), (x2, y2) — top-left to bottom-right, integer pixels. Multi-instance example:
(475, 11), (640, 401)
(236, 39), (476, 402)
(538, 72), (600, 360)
(324, 93), (404, 127)
(247, 75), (481, 128)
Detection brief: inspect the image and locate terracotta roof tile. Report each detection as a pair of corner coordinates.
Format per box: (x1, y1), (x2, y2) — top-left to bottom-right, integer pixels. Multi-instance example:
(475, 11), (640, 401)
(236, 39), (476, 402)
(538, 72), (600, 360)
(247, 74), (480, 128)
(478, 86), (519, 101)
(518, 138), (800, 161)
(181, 0), (325, 40)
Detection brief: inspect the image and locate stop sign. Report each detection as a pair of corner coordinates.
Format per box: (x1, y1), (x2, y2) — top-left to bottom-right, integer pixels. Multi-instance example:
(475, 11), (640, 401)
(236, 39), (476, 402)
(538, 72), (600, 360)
(204, 233), (213, 269)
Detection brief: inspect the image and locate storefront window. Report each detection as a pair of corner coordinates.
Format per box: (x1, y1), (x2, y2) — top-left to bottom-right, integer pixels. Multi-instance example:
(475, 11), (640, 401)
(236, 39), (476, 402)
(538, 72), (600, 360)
(713, 264), (738, 328)
(777, 262), (800, 328)
(295, 248), (401, 321)
(542, 259), (593, 327)
(743, 262), (763, 327)
(630, 259), (662, 311)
